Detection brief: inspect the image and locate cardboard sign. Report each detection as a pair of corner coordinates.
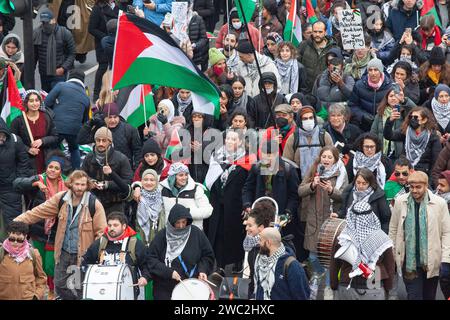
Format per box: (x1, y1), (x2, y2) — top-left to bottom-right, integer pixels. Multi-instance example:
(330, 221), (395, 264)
(338, 9), (365, 50)
(172, 2), (189, 42)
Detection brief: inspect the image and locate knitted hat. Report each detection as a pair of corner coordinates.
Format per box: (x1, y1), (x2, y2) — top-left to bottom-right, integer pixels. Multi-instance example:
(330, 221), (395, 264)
(439, 170), (450, 186)
(351, 201), (372, 215)
(208, 48), (226, 66)
(103, 102), (120, 116)
(236, 39), (254, 54)
(299, 105), (316, 118)
(142, 138), (162, 156)
(289, 92), (306, 104)
(94, 127), (113, 142)
(168, 162), (189, 176)
(274, 103), (293, 114)
(367, 58), (384, 74)
(408, 171), (429, 185)
(434, 84), (450, 99)
(429, 46), (446, 66)
(68, 69), (85, 82)
(266, 32), (283, 44)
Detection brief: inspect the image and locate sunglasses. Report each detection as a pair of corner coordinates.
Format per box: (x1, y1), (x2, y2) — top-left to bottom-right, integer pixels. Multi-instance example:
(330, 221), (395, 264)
(394, 171), (409, 177)
(8, 237), (25, 243)
(409, 115), (420, 120)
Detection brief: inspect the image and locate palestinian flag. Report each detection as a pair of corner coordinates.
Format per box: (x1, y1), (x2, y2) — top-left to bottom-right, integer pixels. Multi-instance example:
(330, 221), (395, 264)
(0, 67), (25, 126)
(112, 12), (220, 119)
(306, 0), (318, 23)
(235, 0), (257, 23)
(420, 0), (441, 27)
(120, 84), (156, 128)
(165, 129), (183, 160)
(284, 0), (302, 46)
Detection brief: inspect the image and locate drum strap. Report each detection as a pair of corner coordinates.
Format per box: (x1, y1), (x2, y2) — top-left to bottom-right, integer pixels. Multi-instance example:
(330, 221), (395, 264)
(178, 256), (197, 278)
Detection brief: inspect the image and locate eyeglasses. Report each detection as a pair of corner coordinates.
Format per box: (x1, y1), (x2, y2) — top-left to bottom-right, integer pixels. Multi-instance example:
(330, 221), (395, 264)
(409, 115), (420, 120)
(8, 237), (25, 243)
(363, 145), (376, 150)
(394, 171), (409, 177)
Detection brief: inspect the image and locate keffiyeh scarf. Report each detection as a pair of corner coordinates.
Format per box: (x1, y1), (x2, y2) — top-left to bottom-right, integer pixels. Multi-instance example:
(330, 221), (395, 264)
(165, 221), (191, 267)
(275, 59), (299, 95)
(353, 151), (386, 188)
(405, 127), (431, 167)
(137, 188), (163, 240)
(2, 239), (32, 264)
(431, 97), (450, 130)
(255, 244), (286, 300)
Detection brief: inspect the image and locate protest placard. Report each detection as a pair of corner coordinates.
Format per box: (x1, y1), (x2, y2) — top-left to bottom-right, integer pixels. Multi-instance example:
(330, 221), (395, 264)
(338, 9), (365, 50)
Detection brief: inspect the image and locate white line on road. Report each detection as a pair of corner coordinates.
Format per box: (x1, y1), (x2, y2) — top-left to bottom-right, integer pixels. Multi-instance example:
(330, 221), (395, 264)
(84, 64), (99, 76)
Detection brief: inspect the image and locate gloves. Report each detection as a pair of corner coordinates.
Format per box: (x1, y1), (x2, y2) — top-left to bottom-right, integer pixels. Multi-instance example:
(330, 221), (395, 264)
(440, 262), (450, 278)
(157, 112), (168, 125)
(90, 112), (105, 127)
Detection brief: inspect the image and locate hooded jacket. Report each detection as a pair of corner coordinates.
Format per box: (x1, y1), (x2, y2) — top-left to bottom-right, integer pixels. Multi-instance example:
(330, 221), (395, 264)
(386, 0), (421, 41)
(0, 33), (24, 65)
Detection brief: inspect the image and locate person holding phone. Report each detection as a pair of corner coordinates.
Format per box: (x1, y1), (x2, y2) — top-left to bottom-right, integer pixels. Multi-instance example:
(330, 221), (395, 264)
(132, 0), (172, 26)
(386, 0), (420, 41)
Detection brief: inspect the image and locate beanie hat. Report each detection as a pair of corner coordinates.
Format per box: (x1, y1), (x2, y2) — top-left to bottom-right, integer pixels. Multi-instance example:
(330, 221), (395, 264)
(142, 138), (162, 156)
(229, 8), (239, 20)
(94, 127), (113, 142)
(299, 105), (316, 118)
(439, 170), (450, 186)
(289, 92), (306, 104)
(434, 84), (450, 99)
(208, 48), (226, 66)
(236, 39), (254, 54)
(266, 32), (283, 44)
(408, 171), (429, 185)
(429, 46), (446, 66)
(367, 58), (384, 74)
(103, 102), (120, 116)
(274, 103), (293, 114)
(68, 69), (85, 82)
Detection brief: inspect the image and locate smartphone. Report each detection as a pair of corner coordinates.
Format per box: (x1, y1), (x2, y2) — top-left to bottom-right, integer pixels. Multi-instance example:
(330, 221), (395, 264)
(395, 104), (401, 112)
(392, 82), (401, 95)
(127, 5), (136, 14)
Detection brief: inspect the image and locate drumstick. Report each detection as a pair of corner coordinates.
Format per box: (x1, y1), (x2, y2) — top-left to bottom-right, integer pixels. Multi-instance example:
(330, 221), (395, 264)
(178, 279), (196, 299)
(203, 279), (217, 288)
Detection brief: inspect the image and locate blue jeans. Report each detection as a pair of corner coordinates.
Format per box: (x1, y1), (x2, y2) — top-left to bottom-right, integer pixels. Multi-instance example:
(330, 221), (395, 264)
(40, 73), (66, 93)
(59, 134), (80, 169)
(309, 252), (330, 287)
(403, 268), (439, 300)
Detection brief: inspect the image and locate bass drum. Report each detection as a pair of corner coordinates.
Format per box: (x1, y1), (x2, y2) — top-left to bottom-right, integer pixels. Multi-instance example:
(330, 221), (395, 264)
(317, 218), (346, 268)
(171, 279), (214, 300)
(83, 264), (135, 300)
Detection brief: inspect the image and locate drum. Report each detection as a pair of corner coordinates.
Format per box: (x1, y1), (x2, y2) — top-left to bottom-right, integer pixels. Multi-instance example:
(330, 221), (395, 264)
(317, 218), (346, 268)
(83, 264), (135, 300)
(171, 279), (214, 300)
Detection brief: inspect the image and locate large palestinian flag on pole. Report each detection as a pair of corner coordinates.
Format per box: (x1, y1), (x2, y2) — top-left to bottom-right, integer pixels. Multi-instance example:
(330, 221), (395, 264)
(112, 12), (220, 119)
(0, 67), (25, 126)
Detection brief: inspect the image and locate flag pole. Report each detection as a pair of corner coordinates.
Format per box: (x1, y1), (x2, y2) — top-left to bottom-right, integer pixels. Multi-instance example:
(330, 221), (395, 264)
(290, 0), (295, 42)
(142, 85), (148, 129)
(236, 0), (275, 128)
(22, 111), (34, 143)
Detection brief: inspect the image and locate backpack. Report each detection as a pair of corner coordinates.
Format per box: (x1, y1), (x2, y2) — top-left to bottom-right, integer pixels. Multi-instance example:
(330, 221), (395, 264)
(283, 256), (297, 279)
(97, 235), (138, 265)
(292, 127), (326, 151)
(0, 244), (38, 277)
(58, 191), (97, 218)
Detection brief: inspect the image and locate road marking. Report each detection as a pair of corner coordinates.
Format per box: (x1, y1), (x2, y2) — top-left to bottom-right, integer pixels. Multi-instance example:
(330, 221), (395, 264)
(84, 64), (99, 76)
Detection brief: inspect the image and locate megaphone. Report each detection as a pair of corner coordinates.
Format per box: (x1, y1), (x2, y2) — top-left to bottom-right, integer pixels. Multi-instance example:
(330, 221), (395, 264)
(334, 243), (358, 265)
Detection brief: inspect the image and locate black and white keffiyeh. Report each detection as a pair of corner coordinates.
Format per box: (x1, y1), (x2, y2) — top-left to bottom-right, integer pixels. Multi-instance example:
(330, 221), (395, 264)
(165, 221), (191, 267)
(431, 97), (450, 130)
(243, 234), (260, 252)
(353, 151), (386, 188)
(255, 244), (286, 300)
(405, 127), (430, 167)
(275, 58), (299, 95)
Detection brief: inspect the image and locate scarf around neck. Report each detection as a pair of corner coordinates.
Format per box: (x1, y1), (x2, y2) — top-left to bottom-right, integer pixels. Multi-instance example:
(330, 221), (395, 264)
(165, 222), (191, 267)
(275, 58), (299, 95)
(255, 244), (286, 300)
(243, 234), (260, 252)
(233, 91), (249, 111)
(346, 53), (372, 79)
(431, 97), (450, 130)
(318, 160), (347, 190)
(405, 127), (431, 167)
(2, 238), (32, 264)
(368, 73), (385, 90)
(39, 173), (68, 235)
(298, 126), (321, 179)
(353, 151), (386, 188)
(137, 186), (163, 241)
(176, 93), (192, 115)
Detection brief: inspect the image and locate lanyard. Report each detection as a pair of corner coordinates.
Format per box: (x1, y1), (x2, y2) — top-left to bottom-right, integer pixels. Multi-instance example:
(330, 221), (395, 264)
(178, 255), (197, 278)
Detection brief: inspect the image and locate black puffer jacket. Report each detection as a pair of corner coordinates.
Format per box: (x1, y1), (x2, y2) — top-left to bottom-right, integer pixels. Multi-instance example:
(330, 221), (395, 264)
(193, 0), (215, 31)
(33, 24), (76, 75)
(81, 147), (133, 207)
(188, 13), (209, 68)
(88, 2), (119, 64)
(0, 119), (32, 191)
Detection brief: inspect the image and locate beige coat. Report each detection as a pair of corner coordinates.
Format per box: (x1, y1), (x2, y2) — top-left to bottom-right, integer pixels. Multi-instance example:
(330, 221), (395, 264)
(15, 191), (106, 266)
(0, 249), (47, 300)
(389, 191), (450, 278)
(298, 166), (348, 252)
(282, 130), (333, 166)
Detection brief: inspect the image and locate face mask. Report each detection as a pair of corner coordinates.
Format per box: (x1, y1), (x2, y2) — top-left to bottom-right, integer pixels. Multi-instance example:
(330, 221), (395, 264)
(265, 87), (274, 94)
(213, 65), (225, 77)
(275, 117), (288, 128)
(409, 118), (420, 130)
(232, 22), (242, 30)
(302, 119), (315, 131)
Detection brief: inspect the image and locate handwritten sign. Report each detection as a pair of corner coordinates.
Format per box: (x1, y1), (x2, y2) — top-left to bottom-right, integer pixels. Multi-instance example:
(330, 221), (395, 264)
(338, 9), (365, 50)
(172, 2), (189, 42)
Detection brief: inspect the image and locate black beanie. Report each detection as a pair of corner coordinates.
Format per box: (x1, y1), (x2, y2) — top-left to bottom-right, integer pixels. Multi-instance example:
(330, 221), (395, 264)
(236, 39), (254, 54)
(429, 47), (446, 66)
(142, 138), (162, 156)
(68, 69), (85, 82)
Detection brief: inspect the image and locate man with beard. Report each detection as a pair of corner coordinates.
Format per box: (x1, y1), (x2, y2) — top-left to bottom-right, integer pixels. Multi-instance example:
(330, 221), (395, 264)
(82, 212), (150, 299)
(254, 227), (310, 300)
(384, 157), (414, 208)
(14, 170), (107, 300)
(219, 32), (240, 74)
(81, 127), (133, 216)
(297, 21), (340, 93)
(33, 8), (76, 92)
(436, 170), (450, 210)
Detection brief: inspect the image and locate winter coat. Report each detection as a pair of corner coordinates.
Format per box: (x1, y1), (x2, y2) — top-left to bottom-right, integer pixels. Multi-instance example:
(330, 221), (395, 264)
(249, 92), (286, 129)
(132, 0), (172, 27)
(81, 147), (133, 206)
(216, 22), (263, 52)
(0, 33), (24, 66)
(207, 163), (250, 267)
(432, 140), (450, 187)
(160, 176), (213, 230)
(254, 247), (310, 300)
(0, 248), (47, 300)
(338, 184), (391, 233)
(15, 191), (107, 266)
(45, 80), (90, 136)
(371, 30), (395, 63)
(242, 159), (300, 217)
(77, 120), (142, 170)
(193, 0), (214, 34)
(298, 166), (348, 252)
(297, 37), (340, 93)
(88, 2), (119, 64)
(315, 69), (355, 108)
(147, 207), (215, 300)
(323, 122), (362, 155)
(386, 1), (420, 41)
(383, 119), (442, 179)
(0, 119), (33, 191)
(33, 24), (75, 75)
(389, 190), (450, 278)
(403, 79), (421, 105)
(188, 12), (209, 67)
(147, 115), (186, 156)
(348, 72), (393, 124)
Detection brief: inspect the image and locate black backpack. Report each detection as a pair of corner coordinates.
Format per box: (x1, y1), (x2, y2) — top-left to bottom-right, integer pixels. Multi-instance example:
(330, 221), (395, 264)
(58, 192), (97, 218)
